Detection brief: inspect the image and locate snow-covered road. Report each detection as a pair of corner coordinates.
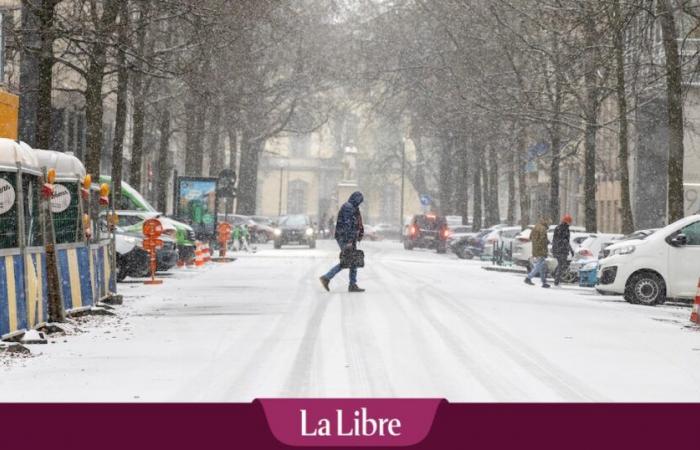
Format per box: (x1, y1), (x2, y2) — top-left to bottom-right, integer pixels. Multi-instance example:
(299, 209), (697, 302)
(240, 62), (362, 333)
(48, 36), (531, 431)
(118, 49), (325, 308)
(1, 240), (699, 401)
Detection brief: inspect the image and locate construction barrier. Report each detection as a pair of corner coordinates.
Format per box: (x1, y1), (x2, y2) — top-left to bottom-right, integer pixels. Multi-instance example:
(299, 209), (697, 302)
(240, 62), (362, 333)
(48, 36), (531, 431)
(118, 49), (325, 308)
(0, 139), (51, 339)
(0, 249), (48, 338)
(1, 142), (118, 339)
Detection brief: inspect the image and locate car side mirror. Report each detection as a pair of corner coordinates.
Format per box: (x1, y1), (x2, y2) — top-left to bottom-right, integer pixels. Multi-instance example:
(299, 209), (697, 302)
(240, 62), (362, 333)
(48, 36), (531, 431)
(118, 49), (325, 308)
(670, 233), (688, 247)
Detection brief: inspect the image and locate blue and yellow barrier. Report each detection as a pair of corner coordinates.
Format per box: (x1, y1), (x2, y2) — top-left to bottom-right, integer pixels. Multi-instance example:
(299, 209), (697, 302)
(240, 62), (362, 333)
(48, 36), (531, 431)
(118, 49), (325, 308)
(56, 240), (115, 314)
(0, 250), (49, 339)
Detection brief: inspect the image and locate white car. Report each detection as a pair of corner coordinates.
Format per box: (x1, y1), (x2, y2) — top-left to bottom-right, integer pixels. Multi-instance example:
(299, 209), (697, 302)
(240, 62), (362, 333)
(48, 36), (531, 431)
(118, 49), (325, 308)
(482, 226), (522, 258)
(512, 225), (588, 270)
(596, 215), (700, 305)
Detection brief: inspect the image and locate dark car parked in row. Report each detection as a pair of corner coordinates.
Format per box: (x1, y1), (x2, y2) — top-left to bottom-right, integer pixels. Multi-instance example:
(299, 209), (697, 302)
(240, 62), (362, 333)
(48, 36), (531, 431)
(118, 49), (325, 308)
(403, 213), (449, 253)
(273, 214), (317, 249)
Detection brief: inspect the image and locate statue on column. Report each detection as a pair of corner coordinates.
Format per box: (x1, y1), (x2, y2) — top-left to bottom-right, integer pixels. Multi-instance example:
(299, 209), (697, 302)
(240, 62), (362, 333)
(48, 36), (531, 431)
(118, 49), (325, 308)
(342, 145), (358, 183)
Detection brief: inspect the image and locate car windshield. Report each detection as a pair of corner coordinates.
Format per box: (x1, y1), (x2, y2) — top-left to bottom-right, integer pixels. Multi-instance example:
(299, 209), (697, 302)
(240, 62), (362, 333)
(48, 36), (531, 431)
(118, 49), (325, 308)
(280, 215), (309, 227)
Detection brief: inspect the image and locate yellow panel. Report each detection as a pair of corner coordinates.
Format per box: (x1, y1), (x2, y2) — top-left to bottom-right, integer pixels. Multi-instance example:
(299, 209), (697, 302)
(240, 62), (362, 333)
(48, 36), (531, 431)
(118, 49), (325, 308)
(5, 255), (17, 333)
(25, 254), (37, 328)
(0, 90), (19, 140)
(67, 249), (82, 309)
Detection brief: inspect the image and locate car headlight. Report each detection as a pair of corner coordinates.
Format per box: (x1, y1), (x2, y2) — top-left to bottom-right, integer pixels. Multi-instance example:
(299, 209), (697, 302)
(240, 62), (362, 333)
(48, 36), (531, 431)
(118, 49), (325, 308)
(611, 245), (635, 256)
(305, 228), (314, 236)
(273, 228), (282, 236)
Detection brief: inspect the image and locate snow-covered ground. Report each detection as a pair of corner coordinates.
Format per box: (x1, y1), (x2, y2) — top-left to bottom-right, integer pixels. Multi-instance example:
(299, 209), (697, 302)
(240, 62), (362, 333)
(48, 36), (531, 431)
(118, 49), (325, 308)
(1, 239), (698, 402)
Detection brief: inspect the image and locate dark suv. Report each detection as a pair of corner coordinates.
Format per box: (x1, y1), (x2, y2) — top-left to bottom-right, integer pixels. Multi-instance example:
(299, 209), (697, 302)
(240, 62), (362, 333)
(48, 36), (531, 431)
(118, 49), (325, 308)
(403, 214), (448, 253)
(273, 214), (317, 249)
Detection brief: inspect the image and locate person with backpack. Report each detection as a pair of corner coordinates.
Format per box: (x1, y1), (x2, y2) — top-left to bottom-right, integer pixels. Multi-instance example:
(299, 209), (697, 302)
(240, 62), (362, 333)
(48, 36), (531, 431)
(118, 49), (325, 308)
(319, 191), (365, 292)
(552, 214), (575, 286)
(525, 217), (551, 288)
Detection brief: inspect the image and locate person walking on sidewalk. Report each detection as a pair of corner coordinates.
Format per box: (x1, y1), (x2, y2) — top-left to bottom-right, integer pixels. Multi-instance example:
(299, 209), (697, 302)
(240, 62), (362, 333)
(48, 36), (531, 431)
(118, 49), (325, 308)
(552, 214), (575, 286)
(525, 217), (551, 288)
(320, 191), (365, 292)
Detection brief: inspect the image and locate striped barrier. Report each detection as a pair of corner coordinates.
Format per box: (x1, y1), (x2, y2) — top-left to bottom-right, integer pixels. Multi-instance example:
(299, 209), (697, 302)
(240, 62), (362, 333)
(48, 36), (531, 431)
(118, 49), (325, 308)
(56, 239), (116, 314)
(0, 249), (49, 339)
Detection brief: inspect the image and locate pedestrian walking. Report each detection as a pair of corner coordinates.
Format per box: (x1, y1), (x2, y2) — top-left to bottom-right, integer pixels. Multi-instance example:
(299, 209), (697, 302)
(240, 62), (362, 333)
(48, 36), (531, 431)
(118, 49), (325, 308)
(525, 217), (551, 288)
(240, 224), (251, 252)
(327, 216), (335, 239)
(552, 214), (575, 286)
(232, 225), (241, 251)
(319, 192), (365, 292)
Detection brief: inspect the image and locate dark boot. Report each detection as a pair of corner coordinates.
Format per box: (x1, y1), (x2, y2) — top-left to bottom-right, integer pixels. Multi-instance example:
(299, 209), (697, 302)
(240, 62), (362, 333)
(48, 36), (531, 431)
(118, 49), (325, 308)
(319, 276), (330, 292)
(348, 284), (365, 293)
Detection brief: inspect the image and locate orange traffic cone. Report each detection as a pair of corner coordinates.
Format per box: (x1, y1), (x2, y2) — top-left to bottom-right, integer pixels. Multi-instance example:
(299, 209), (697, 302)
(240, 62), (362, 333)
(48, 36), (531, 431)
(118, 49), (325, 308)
(194, 242), (204, 267)
(203, 243), (211, 263)
(691, 280), (700, 324)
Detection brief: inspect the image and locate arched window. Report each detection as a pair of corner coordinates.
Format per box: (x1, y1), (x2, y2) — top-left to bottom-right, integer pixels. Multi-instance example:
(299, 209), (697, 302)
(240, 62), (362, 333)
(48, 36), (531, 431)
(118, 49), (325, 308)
(287, 180), (308, 214)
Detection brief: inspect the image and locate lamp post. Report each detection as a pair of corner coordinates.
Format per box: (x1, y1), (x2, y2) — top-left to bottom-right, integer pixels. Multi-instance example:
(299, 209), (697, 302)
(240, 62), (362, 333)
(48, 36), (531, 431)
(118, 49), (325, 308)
(277, 159), (287, 217)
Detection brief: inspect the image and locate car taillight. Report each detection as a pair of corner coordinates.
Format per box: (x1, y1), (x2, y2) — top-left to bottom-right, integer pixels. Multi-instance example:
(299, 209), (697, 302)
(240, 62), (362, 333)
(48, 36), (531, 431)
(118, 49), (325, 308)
(441, 228), (449, 239)
(517, 237), (530, 243)
(409, 225), (417, 236)
(579, 248), (593, 257)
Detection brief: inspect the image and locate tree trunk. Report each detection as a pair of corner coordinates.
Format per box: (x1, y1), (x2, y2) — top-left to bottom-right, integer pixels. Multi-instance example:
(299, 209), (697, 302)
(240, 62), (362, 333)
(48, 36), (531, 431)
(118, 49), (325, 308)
(517, 127), (530, 228)
(507, 141), (516, 225)
(612, 0), (634, 234)
(488, 145), (500, 224)
(35, 0), (57, 149)
(84, 57), (107, 177)
(583, 13), (599, 232)
(84, 1), (119, 177)
(19, 2), (41, 146)
(549, 130), (561, 223)
(236, 132), (262, 215)
(456, 142), (469, 225)
(472, 152), (482, 231)
(438, 137), (454, 215)
(657, 0), (685, 222)
(228, 128), (238, 214)
(185, 99), (207, 176)
(481, 151), (491, 226)
(208, 102), (222, 177)
(111, 0), (129, 201)
(156, 110), (170, 213)
(128, 0), (148, 191)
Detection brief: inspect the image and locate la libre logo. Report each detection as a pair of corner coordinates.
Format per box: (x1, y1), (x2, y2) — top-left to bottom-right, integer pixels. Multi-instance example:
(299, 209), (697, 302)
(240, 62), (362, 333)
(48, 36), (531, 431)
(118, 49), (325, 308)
(300, 407), (402, 437)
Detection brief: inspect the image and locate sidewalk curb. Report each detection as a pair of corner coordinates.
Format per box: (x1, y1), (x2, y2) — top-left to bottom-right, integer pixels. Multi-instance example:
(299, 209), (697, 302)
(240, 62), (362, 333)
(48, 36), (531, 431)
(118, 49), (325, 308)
(481, 265), (527, 275)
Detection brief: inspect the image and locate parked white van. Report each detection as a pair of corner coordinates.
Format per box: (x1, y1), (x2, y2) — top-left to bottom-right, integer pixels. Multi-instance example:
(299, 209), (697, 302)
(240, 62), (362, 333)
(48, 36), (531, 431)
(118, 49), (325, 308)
(596, 215), (700, 305)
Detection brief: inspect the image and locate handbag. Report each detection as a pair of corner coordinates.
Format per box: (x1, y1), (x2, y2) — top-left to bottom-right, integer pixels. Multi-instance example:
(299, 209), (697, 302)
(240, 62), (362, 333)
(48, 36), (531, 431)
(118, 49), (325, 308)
(339, 247), (365, 269)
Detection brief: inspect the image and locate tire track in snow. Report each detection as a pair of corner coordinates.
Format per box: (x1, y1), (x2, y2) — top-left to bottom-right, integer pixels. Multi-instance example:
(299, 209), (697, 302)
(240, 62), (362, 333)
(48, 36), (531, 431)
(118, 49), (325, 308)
(388, 260), (607, 401)
(371, 260), (527, 400)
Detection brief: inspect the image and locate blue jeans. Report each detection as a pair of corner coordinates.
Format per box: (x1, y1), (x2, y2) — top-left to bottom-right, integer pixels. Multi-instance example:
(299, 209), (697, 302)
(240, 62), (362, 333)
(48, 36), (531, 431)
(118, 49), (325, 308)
(527, 257), (548, 285)
(324, 241), (358, 285)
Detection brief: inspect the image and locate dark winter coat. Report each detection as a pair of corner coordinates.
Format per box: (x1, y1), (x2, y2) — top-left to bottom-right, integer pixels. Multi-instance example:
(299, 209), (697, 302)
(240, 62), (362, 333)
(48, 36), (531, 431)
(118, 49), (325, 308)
(335, 191), (364, 246)
(530, 223), (549, 258)
(551, 222), (572, 257)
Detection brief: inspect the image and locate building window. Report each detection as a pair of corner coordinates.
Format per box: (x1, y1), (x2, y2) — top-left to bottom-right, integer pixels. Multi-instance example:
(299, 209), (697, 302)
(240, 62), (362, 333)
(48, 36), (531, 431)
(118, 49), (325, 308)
(287, 179), (307, 214)
(290, 134), (311, 158)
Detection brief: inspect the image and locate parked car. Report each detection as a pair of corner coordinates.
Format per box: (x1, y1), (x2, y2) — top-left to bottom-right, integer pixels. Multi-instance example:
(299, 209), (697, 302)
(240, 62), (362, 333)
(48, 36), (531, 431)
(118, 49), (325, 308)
(404, 214), (449, 253)
(599, 229), (659, 259)
(115, 212), (180, 273)
(513, 226), (589, 271)
(249, 215), (275, 243)
(273, 214), (316, 248)
(481, 226), (522, 258)
(101, 176), (196, 262)
(450, 228), (491, 259)
(363, 224), (381, 241)
(114, 228), (176, 280)
(596, 215), (700, 305)
(374, 223), (401, 239)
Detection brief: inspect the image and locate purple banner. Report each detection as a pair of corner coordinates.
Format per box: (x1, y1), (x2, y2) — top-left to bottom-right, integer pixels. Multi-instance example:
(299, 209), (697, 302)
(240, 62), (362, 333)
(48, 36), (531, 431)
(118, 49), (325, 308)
(1, 401), (700, 449)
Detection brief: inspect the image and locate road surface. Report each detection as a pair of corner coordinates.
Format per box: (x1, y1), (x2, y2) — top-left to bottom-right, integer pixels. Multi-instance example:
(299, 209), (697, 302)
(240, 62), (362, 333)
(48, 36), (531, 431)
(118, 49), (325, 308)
(1, 240), (698, 401)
